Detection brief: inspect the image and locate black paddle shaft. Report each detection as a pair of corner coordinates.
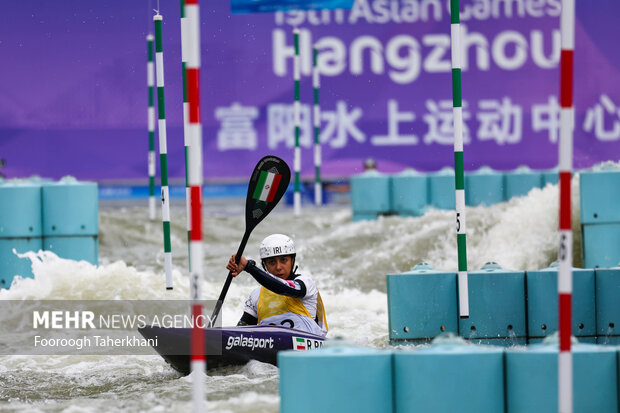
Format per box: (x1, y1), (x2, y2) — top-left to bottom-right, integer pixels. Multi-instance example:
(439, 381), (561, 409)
(210, 155), (290, 326)
(209, 231), (249, 325)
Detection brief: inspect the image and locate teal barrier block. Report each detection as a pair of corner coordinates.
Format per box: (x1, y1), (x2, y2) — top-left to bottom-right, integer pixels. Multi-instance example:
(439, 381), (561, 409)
(598, 336), (620, 345)
(542, 168), (558, 187)
(582, 224), (620, 268)
(393, 344), (504, 413)
(350, 171), (391, 217)
(428, 167), (455, 210)
(387, 263), (457, 344)
(505, 344), (619, 413)
(459, 263), (526, 345)
(504, 166), (543, 199)
(0, 238), (41, 287)
(0, 182), (42, 237)
(42, 179), (98, 236)
(42, 236), (98, 265)
(526, 266), (596, 341)
(465, 166), (505, 206)
(391, 169), (428, 217)
(580, 170), (620, 224)
(279, 347), (393, 413)
(595, 267), (620, 344)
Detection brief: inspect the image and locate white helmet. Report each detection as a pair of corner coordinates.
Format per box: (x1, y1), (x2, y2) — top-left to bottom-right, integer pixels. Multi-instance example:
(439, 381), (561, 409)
(259, 234), (296, 259)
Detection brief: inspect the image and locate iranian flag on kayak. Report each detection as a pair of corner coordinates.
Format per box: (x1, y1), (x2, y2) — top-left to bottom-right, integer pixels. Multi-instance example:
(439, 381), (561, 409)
(253, 170), (282, 202)
(294, 337), (307, 350)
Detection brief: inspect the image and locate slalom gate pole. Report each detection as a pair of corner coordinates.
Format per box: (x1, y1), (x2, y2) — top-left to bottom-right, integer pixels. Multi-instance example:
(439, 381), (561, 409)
(313, 46), (322, 206)
(147, 34), (157, 221)
(154, 13), (173, 290)
(293, 28), (301, 216)
(558, 0), (575, 412)
(180, 0), (192, 270)
(450, 0), (469, 318)
(185, 0), (206, 410)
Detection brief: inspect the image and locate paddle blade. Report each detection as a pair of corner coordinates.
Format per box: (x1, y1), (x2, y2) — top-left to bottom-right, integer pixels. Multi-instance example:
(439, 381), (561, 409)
(245, 155), (291, 230)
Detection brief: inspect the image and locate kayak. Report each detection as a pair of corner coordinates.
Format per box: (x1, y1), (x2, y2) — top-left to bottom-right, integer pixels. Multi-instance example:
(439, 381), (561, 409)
(138, 324), (325, 374)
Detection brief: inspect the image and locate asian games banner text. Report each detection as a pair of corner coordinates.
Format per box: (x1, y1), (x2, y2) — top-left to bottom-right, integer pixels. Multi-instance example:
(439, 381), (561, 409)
(0, 0), (618, 181)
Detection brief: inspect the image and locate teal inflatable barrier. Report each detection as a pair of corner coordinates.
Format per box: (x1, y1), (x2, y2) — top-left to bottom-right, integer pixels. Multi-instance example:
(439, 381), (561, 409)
(351, 167), (568, 219)
(526, 264), (596, 344)
(42, 237), (98, 264)
(42, 179), (98, 265)
(505, 343), (619, 413)
(504, 165), (542, 199)
(542, 168), (558, 186)
(580, 170), (620, 268)
(0, 182), (42, 283)
(581, 224), (620, 269)
(0, 182), (42, 237)
(0, 238), (42, 288)
(391, 169), (427, 217)
(580, 170), (620, 224)
(428, 167), (455, 210)
(465, 166), (505, 206)
(459, 262), (526, 345)
(393, 341), (504, 413)
(42, 179), (98, 236)
(350, 170), (391, 221)
(595, 267), (620, 345)
(386, 263), (457, 344)
(279, 346), (393, 413)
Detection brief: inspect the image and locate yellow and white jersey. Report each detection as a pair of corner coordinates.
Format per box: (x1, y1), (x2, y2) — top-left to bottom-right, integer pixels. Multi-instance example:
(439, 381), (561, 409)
(243, 274), (327, 337)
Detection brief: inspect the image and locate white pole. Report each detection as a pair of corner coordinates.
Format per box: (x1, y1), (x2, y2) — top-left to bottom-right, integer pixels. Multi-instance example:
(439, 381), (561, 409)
(449, 0), (469, 318)
(154, 13), (173, 290)
(185, 0), (206, 410)
(293, 28), (302, 216)
(558, 1), (575, 412)
(313, 46), (322, 206)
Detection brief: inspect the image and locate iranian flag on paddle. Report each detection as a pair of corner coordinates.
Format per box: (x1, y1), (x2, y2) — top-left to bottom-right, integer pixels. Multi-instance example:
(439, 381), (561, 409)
(252, 170), (282, 202)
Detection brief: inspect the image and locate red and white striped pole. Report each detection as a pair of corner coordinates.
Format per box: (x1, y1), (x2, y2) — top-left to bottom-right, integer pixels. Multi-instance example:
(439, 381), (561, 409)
(186, 0), (205, 410)
(180, 0), (192, 269)
(558, 1), (574, 412)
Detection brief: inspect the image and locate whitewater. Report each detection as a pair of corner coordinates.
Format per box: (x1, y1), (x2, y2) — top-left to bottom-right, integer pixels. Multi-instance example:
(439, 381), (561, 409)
(0, 179), (582, 412)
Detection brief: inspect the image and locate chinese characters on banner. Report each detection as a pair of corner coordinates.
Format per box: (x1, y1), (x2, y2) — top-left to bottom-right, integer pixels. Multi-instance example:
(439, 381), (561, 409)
(215, 94), (619, 152)
(202, 0), (620, 178)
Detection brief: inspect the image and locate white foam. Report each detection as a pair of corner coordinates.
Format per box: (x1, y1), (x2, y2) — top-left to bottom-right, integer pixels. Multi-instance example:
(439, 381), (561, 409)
(0, 178), (593, 411)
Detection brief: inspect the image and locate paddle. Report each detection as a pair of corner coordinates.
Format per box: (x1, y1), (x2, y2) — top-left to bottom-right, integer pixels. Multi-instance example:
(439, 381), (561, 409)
(210, 155), (291, 326)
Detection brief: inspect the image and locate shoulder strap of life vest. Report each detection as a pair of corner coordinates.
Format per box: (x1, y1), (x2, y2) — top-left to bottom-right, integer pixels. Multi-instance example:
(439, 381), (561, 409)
(315, 292), (328, 333)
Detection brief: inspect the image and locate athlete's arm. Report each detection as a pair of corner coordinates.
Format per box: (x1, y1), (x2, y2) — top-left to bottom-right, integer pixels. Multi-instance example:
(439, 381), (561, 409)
(244, 260), (307, 298)
(237, 312), (258, 326)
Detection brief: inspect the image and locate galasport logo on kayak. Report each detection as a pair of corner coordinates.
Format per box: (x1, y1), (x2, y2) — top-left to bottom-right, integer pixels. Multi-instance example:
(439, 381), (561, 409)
(292, 337), (323, 350)
(225, 334), (275, 351)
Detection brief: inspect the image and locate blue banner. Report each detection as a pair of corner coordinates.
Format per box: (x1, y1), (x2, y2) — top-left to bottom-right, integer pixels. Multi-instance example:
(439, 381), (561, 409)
(231, 0), (353, 14)
(1, 1), (619, 181)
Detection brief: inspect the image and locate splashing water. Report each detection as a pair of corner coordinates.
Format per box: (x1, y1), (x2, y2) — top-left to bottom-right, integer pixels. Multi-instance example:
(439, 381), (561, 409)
(0, 178), (583, 411)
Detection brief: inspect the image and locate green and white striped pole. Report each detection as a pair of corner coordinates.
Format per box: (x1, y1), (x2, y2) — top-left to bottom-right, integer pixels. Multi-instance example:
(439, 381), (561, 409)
(180, 0), (192, 269)
(154, 13), (173, 290)
(312, 46), (322, 206)
(147, 34), (156, 221)
(293, 28), (301, 216)
(450, 0), (469, 318)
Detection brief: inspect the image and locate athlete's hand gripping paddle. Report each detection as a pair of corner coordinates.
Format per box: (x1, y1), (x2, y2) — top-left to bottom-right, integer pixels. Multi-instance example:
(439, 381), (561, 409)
(210, 155), (291, 326)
